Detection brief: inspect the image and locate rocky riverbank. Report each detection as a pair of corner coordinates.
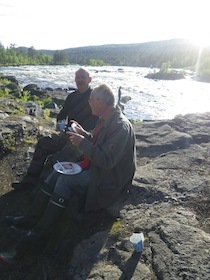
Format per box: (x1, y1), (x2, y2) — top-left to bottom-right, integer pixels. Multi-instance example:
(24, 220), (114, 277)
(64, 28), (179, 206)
(67, 112), (210, 280)
(0, 76), (209, 279)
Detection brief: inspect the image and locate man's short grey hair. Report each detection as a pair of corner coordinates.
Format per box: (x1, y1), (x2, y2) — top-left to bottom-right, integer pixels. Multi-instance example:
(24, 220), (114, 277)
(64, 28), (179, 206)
(92, 84), (115, 106)
(75, 67), (90, 77)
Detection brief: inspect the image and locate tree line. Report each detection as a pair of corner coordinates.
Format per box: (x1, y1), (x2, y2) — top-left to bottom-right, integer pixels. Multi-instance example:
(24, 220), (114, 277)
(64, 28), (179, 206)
(0, 43), (104, 66)
(0, 39), (210, 82)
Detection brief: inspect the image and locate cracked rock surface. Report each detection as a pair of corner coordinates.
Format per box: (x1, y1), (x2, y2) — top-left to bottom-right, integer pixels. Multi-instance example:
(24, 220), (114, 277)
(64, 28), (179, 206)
(0, 112), (210, 279)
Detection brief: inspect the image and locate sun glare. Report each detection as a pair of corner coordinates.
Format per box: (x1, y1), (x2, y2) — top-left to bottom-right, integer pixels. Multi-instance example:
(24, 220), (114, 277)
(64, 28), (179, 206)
(175, 0), (209, 49)
(189, 34), (210, 48)
(186, 17), (210, 49)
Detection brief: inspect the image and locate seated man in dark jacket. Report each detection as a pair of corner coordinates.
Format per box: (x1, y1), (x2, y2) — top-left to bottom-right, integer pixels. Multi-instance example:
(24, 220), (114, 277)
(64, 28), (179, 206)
(12, 67), (98, 190)
(4, 84), (136, 253)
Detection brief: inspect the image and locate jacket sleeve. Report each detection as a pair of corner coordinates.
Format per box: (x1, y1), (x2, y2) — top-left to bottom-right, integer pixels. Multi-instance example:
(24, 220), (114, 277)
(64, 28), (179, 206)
(79, 120), (134, 170)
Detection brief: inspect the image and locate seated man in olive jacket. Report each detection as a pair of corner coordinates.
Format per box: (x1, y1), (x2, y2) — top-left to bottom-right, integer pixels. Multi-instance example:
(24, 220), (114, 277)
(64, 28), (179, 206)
(12, 67), (98, 190)
(4, 83), (136, 251)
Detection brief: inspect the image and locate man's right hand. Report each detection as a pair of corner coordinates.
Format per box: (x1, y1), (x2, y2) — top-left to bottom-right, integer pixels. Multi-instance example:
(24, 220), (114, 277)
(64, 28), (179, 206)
(68, 121), (86, 135)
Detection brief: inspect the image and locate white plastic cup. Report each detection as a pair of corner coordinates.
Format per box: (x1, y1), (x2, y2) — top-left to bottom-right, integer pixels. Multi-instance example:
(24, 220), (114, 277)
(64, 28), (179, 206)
(130, 233), (144, 252)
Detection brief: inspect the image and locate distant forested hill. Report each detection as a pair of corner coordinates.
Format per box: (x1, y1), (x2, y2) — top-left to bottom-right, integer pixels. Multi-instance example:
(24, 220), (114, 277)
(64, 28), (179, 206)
(37, 39), (209, 69)
(1, 39), (210, 76)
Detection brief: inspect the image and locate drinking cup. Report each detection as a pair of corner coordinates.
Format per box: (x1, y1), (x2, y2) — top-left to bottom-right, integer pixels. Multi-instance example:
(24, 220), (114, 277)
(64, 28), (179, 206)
(57, 121), (66, 131)
(130, 233), (144, 252)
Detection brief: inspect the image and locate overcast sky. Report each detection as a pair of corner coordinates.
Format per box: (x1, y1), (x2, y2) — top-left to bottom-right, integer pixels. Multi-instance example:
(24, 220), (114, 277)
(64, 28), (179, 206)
(0, 0), (209, 50)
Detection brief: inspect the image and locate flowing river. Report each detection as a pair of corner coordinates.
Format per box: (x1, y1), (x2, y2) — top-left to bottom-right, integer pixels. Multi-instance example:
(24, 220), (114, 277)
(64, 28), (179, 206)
(1, 65), (210, 121)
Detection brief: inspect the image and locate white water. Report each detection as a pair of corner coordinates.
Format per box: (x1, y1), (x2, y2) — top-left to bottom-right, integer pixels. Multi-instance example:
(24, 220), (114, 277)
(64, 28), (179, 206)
(1, 65), (210, 121)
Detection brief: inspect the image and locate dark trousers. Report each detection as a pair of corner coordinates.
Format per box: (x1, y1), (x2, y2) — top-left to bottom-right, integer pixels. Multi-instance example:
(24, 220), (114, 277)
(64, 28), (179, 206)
(27, 132), (83, 181)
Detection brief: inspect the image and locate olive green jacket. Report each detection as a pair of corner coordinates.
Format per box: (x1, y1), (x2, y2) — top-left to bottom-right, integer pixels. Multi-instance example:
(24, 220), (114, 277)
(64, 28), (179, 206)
(79, 106), (136, 212)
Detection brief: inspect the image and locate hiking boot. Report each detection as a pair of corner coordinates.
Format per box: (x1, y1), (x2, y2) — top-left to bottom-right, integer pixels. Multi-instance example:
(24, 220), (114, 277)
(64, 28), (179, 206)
(6, 182), (54, 230)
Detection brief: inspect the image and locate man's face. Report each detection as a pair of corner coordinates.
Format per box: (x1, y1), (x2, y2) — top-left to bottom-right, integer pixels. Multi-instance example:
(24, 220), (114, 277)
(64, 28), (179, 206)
(88, 92), (104, 116)
(75, 70), (92, 93)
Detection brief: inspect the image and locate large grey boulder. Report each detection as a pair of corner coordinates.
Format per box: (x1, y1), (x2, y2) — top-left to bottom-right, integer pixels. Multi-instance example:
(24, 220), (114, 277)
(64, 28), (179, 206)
(67, 112), (210, 280)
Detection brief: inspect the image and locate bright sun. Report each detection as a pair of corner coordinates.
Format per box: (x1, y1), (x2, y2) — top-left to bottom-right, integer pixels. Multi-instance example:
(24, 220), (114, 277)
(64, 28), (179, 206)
(184, 2), (210, 48)
(188, 33), (210, 48)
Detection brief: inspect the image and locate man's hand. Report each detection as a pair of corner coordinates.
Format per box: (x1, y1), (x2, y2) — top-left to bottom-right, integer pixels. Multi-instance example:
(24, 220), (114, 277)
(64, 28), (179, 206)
(68, 132), (84, 146)
(68, 120), (86, 135)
